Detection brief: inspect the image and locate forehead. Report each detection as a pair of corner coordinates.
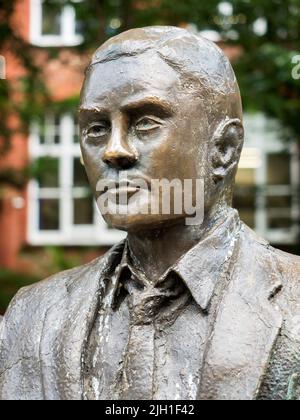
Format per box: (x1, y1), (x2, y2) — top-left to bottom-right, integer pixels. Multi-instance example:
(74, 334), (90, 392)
(80, 52), (182, 110)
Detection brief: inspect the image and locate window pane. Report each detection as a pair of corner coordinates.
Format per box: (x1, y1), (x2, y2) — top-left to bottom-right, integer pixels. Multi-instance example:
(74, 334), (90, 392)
(39, 126), (46, 144)
(36, 157), (59, 188)
(266, 195), (292, 229)
(54, 114), (61, 144)
(74, 3), (83, 35)
(237, 209), (255, 228)
(73, 197), (94, 225)
(233, 168), (256, 228)
(37, 116), (47, 144)
(39, 199), (60, 230)
(235, 168), (255, 186)
(42, 2), (62, 36)
(267, 208), (291, 229)
(38, 114), (61, 144)
(73, 157), (89, 187)
(267, 154), (290, 185)
(74, 115), (80, 143)
(266, 195), (292, 208)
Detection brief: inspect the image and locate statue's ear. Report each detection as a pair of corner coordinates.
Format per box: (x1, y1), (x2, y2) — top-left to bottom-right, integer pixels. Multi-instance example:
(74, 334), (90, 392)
(211, 118), (244, 183)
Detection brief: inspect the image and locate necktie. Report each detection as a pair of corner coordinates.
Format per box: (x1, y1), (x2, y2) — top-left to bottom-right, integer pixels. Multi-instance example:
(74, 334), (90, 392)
(117, 272), (190, 400)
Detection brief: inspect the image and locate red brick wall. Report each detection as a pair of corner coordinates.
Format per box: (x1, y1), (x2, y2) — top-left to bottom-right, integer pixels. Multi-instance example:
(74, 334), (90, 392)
(0, 1), (87, 268)
(0, 0), (30, 268)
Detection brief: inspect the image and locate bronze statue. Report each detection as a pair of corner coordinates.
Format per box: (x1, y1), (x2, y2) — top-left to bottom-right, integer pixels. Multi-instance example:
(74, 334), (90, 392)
(1, 27), (300, 400)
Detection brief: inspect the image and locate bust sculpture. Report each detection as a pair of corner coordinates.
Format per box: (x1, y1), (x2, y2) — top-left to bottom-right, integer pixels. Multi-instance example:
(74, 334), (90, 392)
(1, 26), (300, 400)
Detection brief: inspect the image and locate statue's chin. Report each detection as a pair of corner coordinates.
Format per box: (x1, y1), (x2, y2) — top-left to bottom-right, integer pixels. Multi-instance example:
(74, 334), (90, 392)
(103, 213), (187, 233)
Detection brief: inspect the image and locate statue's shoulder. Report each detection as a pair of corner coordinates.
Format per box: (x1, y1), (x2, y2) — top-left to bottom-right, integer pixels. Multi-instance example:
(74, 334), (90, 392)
(3, 240), (125, 325)
(273, 246), (300, 277)
(10, 256), (103, 308)
(272, 247), (300, 304)
(241, 223), (300, 291)
(242, 224), (300, 272)
(0, 242), (125, 391)
(1, 258), (98, 333)
(243, 225), (300, 399)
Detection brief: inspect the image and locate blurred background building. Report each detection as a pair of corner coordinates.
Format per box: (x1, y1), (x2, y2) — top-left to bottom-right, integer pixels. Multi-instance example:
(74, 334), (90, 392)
(0, 0), (299, 313)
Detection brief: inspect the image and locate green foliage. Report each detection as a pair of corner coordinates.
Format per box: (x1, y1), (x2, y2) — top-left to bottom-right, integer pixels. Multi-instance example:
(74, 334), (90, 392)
(73, 0), (300, 141)
(29, 157), (59, 186)
(0, 269), (38, 314)
(0, 167), (28, 189)
(45, 246), (81, 272)
(226, 0), (300, 140)
(236, 43), (300, 138)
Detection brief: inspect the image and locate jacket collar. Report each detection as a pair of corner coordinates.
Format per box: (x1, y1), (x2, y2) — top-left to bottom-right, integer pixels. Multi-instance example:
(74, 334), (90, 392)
(172, 209), (241, 311)
(112, 209), (241, 312)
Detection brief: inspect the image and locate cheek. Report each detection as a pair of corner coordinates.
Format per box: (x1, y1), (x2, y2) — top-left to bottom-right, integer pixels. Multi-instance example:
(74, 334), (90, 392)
(181, 114), (210, 179)
(145, 142), (193, 181)
(151, 123), (201, 180)
(81, 146), (105, 187)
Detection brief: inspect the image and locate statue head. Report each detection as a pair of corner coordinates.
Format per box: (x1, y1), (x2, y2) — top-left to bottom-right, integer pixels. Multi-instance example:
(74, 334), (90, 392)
(79, 26), (244, 232)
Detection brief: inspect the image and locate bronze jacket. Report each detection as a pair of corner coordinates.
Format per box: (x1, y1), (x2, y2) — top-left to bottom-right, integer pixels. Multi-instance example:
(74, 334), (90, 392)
(0, 222), (300, 400)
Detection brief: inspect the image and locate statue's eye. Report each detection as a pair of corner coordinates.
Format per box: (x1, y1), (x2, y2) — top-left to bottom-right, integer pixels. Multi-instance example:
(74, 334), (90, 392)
(135, 117), (162, 134)
(87, 122), (110, 138)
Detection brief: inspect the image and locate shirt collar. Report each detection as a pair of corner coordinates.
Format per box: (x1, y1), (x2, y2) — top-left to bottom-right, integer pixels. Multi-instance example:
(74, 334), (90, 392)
(112, 209), (241, 312)
(172, 209), (241, 311)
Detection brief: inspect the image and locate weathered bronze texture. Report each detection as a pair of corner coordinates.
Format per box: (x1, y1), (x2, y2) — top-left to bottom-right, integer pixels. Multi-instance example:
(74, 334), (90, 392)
(1, 27), (300, 400)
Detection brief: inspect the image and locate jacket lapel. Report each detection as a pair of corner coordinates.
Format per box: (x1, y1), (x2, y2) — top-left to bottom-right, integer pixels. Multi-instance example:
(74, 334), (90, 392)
(40, 241), (125, 400)
(198, 226), (283, 400)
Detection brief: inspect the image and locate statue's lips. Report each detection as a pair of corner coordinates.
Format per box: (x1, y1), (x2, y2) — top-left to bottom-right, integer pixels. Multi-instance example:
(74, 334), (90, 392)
(107, 186), (141, 199)
(99, 177), (151, 197)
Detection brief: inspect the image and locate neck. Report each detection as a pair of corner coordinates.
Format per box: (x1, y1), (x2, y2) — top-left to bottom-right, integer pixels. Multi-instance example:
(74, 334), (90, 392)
(127, 205), (230, 281)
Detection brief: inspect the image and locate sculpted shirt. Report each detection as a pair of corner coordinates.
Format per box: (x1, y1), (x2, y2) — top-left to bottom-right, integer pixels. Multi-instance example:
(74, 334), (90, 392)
(83, 210), (241, 400)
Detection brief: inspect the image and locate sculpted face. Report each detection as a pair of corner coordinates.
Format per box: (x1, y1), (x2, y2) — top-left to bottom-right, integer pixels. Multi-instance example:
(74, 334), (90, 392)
(79, 52), (212, 231)
(79, 29), (244, 232)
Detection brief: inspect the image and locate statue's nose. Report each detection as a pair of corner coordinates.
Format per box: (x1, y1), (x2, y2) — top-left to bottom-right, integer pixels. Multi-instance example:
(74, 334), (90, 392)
(102, 125), (138, 170)
(103, 148), (137, 170)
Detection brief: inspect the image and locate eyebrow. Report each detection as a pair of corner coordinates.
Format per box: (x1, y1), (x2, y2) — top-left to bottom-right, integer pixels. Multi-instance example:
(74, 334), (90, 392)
(79, 96), (175, 118)
(120, 97), (175, 116)
(78, 106), (109, 117)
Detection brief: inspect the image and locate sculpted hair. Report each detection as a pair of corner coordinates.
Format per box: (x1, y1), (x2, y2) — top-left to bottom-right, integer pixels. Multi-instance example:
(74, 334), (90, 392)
(87, 26), (243, 122)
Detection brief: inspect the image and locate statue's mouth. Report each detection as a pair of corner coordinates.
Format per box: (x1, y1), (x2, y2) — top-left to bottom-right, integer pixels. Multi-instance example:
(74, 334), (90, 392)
(107, 184), (141, 199)
(99, 176), (151, 197)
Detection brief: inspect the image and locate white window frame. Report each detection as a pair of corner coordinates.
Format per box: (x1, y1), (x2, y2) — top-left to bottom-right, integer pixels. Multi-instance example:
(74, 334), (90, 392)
(30, 0), (83, 47)
(239, 113), (300, 245)
(27, 113), (125, 246)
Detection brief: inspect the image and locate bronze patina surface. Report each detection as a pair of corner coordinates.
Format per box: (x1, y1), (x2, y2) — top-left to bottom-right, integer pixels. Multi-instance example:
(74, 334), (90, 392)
(0, 27), (300, 400)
